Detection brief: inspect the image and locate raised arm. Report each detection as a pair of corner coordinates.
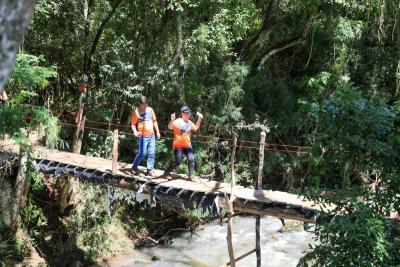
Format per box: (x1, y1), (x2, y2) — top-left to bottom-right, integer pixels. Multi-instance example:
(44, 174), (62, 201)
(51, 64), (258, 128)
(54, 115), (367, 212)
(192, 112), (203, 132)
(168, 113), (176, 130)
(0, 90), (7, 101)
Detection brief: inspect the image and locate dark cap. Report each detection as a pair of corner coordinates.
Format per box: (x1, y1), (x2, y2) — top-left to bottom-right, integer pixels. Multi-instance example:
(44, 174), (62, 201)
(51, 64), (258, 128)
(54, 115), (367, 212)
(180, 105), (191, 113)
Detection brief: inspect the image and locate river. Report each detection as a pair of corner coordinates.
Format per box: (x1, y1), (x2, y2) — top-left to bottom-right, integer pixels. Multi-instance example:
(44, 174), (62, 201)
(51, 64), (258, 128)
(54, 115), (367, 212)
(107, 216), (314, 267)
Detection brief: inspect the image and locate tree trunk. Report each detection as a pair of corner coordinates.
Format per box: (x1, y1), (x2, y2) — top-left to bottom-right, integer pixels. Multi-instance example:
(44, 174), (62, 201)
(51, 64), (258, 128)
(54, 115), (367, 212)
(72, 0), (123, 153)
(72, 0), (94, 153)
(0, 0), (37, 94)
(0, 176), (16, 229)
(59, 174), (79, 214)
(169, 12), (185, 103)
(177, 13), (185, 103)
(10, 150), (29, 230)
(0, 0), (38, 228)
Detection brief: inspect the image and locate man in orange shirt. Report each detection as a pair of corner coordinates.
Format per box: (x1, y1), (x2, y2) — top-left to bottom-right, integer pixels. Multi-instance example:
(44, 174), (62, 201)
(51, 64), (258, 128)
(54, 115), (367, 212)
(164, 105), (203, 182)
(131, 96), (161, 176)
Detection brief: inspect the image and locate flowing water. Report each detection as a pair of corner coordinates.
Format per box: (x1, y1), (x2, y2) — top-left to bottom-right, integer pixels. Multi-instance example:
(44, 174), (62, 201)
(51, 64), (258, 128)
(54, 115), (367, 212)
(107, 216), (314, 267)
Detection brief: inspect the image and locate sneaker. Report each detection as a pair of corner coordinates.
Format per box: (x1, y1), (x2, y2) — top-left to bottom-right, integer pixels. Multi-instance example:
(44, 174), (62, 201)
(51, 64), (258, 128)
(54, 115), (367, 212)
(131, 167), (139, 175)
(147, 171), (158, 177)
(187, 176), (198, 182)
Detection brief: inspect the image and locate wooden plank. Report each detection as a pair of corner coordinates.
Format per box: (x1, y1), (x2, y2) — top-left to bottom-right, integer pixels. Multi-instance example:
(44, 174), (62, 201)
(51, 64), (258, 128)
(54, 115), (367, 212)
(232, 188), (319, 209)
(161, 179), (230, 193)
(219, 197), (315, 223)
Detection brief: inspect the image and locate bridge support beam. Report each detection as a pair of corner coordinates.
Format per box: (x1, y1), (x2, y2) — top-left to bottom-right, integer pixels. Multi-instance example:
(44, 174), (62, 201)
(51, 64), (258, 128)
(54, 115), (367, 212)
(33, 157), (317, 222)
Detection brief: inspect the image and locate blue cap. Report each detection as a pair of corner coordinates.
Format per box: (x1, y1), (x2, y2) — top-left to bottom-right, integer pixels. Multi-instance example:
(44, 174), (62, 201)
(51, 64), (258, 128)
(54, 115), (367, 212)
(180, 105), (191, 113)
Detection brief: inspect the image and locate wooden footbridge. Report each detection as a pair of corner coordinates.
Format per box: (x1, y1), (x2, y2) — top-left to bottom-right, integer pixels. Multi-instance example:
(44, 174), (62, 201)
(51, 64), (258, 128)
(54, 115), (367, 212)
(1, 133), (324, 267)
(1, 137), (320, 223)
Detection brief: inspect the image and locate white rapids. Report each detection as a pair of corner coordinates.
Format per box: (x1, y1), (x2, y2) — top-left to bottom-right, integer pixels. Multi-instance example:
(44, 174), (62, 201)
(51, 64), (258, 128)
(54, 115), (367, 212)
(107, 215), (314, 267)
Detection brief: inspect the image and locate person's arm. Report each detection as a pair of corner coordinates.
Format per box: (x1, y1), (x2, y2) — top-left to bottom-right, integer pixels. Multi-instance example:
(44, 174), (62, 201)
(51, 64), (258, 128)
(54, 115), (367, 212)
(168, 113), (176, 130)
(154, 121), (161, 139)
(131, 111), (139, 137)
(151, 108), (161, 139)
(192, 112), (203, 132)
(131, 124), (139, 137)
(2, 91), (8, 101)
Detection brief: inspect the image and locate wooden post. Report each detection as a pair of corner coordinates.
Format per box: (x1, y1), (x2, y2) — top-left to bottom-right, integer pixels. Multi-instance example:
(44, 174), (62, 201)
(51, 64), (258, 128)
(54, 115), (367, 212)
(256, 131), (266, 267)
(112, 129), (118, 175)
(257, 131), (266, 189)
(231, 134), (237, 187)
(73, 116), (86, 153)
(226, 134), (237, 267)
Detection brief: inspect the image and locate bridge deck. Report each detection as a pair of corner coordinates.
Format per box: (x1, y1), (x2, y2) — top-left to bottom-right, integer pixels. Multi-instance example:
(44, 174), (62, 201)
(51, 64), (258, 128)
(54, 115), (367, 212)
(1, 140), (321, 222)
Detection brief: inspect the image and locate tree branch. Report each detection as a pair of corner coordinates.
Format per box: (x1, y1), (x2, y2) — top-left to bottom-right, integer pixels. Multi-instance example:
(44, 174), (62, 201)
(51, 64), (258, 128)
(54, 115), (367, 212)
(257, 15), (316, 69)
(245, 0), (279, 64)
(87, 0), (124, 74)
(258, 38), (305, 69)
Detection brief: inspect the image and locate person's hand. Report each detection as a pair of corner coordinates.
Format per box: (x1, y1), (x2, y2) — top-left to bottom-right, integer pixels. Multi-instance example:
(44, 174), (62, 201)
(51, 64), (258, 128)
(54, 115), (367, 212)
(156, 131), (161, 140)
(133, 131), (139, 137)
(196, 112), (203, 119)
(170, 113), (176, 121)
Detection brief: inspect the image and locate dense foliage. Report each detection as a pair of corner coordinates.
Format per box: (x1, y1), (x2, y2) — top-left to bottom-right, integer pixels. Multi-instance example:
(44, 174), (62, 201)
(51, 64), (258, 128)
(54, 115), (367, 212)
(0, 53), (60, 265)
(1, 0), (400, 265)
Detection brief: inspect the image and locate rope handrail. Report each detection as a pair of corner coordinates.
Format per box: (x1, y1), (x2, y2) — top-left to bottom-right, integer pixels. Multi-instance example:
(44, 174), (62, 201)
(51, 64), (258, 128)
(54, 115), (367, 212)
(60, 114), (312, 151)
(59, 121), (311, 155)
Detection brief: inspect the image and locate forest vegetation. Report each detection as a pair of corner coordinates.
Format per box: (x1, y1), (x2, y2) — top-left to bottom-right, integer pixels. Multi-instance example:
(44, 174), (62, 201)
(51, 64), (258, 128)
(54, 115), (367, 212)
(0, 0), (399, 266)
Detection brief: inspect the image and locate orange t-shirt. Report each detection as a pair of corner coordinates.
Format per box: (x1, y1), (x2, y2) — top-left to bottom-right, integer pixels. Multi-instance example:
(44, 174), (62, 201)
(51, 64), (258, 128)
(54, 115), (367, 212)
(172, 118), (198, 149)
(131, 107), (157, 137)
